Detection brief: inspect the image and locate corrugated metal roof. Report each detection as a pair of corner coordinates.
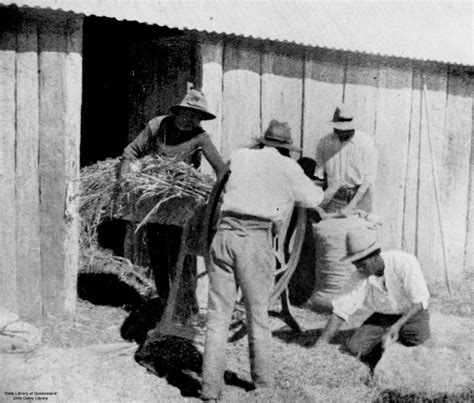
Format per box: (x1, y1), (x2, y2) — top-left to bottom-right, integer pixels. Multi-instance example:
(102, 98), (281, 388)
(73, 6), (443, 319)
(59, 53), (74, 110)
(1, 0), (472, 66)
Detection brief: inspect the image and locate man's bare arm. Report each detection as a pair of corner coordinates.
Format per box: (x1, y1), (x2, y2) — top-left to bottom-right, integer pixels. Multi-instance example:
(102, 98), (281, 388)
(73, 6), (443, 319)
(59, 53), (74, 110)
(316, 314), (345, 345)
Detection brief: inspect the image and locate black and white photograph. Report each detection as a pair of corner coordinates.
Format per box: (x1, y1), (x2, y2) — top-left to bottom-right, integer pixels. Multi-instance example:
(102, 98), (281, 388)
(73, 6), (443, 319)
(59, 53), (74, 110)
(0, 1), (472, 402)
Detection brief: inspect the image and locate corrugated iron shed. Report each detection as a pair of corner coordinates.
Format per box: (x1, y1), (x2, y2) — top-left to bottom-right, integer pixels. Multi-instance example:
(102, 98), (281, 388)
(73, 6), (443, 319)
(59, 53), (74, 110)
(1, 0), (472, 66)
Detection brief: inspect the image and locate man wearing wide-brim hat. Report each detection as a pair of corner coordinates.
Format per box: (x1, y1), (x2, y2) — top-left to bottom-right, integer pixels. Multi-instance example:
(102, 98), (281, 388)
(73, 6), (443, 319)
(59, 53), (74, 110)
(201, 120), (324, 402)
(314, 226), (431, 369)
(119, 89), (225, 322)
(121, 88), (225, 177)
(315, 104), (378, 216)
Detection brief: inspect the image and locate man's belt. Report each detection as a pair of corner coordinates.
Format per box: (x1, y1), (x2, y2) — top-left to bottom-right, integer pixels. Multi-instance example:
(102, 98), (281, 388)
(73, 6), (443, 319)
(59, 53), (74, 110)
(220, 211), (272, 223)
(334, 186), (359, 203)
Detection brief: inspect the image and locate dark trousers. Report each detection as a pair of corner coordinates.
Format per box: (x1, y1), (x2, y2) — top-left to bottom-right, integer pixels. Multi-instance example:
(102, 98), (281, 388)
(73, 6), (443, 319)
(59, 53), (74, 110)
(346, 310), (430, 368)
(147, 224), (198, 321)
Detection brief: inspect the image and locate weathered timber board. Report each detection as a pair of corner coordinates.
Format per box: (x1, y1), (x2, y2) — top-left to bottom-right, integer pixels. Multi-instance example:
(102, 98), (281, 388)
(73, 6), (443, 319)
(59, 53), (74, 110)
(261, 46), (304, 151)
(416, 66), (448, 286)
(221, 40), (261, 160)
(402, 68), (422, 255)
(302, 49), (345, 160)
(63, 17), (82, 312)
(374, 61), (413, 251)
(0, 16), (18, 313)
(39, 16), (82, 314)
(344, 55), (379, 137)
(442, 68), (472, 279)
(200, 39), (224, 173)
(15, 15), (42, 319)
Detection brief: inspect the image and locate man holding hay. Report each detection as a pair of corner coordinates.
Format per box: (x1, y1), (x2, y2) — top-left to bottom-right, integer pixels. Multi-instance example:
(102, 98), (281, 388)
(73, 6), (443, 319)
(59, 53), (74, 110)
(201, 120), (324, 402)
(120, 89), (225, 319)
(315, 226), (431, 368)
(120, 89), (225, 177)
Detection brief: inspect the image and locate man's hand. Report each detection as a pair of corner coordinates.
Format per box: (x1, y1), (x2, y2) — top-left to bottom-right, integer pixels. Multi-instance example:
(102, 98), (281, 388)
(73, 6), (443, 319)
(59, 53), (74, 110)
(339, 206), (355, 217)
(314, 338), (331, 348)
(315, 206), (329, 220)
(382, 324), (401, 349)
(320, 181), (342, 208)
(119, 159), (139, 179)
(314, 313), (344, 347)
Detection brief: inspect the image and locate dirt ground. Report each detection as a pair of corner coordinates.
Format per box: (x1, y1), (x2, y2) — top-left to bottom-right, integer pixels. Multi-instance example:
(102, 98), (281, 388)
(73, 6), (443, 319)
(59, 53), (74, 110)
(1, 277), (473, 403)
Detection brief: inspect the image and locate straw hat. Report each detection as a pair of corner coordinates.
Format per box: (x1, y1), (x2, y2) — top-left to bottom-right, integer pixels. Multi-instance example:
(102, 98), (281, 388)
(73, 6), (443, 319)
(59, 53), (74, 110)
(329, 104), (356, 131)
(342, 226), (380, 263)
(169, 89), (216, 120)
(255, 120), (301, 151)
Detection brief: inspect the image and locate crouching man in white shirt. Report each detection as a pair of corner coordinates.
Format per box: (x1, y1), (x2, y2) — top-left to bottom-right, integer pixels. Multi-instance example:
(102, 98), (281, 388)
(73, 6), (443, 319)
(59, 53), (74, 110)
(315, 226), (431, 368)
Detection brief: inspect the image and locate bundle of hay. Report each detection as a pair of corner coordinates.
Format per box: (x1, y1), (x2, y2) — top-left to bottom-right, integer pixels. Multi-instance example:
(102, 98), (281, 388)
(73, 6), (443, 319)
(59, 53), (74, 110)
(79, 157), (122, 249)
(79, 154), (215, 248)
(228, 333), (370, 390)
(79, 154), (215, 297)
(80, 247), (155, 299)
(374, 311), (474, 400)
(122, 155), (214, 230)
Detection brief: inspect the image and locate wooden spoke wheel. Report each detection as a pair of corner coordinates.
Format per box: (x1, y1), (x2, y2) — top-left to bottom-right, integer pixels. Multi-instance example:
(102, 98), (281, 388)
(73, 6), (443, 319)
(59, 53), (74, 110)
(202, 166), (307, 332)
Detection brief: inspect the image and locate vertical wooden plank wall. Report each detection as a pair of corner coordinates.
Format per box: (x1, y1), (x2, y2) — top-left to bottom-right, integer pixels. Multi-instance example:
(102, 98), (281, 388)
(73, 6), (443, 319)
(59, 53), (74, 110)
(302, 49), (345, 158)
(344, 55), (379, 137)
(209, 36), (473, 286)
(38, 13), (83, 314)
(0, 9), (82, 317)
(199, 39), (224, 174)
(443, 69), (473, 277)
(0, 14), (18, 314)
(221, 40), (261, 160)
(416, 67), (449, 285)
(39, 17), (68, 315)
(63, 17), (83, 312)
(402, 69), (422, 256)
(374, 61), (412, 251)
(16, 15), (42, 319)
(466, 75), (474, 274)
(261, 46), (304, 149)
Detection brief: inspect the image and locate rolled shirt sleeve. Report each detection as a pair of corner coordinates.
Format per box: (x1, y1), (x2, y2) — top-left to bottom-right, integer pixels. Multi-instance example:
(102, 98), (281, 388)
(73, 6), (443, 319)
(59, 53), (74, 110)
(289, 162), (324, 209)
(331, 273), (369, 321)
(399, 255), (430, 309)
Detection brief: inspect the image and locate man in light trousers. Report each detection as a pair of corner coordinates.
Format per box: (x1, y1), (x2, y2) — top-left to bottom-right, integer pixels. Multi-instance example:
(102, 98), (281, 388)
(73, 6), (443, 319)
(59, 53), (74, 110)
(201, 120), (324, 401)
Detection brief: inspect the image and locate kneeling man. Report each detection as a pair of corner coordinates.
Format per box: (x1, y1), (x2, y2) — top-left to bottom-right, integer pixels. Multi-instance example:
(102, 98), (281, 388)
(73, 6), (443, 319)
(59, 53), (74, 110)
(316, 226), (430, 368)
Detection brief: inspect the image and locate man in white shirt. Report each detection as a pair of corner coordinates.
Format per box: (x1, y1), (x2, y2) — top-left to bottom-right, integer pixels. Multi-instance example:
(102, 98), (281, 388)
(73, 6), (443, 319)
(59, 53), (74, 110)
(201, 120), (324, 402)
(316, 226), (431, 368)
(316, 104), (378, 215)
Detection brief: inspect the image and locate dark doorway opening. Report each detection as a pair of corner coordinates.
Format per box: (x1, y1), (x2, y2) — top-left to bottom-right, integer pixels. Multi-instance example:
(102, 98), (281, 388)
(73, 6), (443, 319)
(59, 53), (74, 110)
(79, 18), (200, 310)
(80, 16), (199, 167)
(80, 17), (130, 167)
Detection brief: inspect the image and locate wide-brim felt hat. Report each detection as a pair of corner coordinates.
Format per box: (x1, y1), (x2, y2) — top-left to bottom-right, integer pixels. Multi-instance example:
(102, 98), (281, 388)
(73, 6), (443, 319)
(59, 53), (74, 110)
(342, 226), (381, 263)
(169, 89), (216, 120)
(255, 119), (301, 152)
(329, 103), (356, 131)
